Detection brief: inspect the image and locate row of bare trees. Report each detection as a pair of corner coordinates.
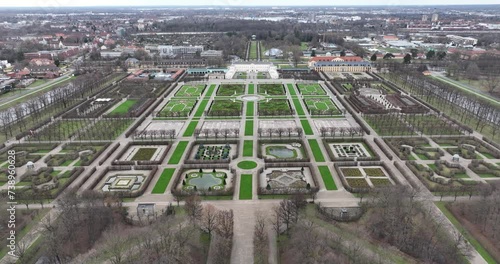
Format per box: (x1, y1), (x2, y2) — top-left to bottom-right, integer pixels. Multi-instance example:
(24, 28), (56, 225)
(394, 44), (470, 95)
(194, 128), (240, 139)
(133, 129), (176, 140)
(257, 127), (304, 138)
(186, 196), (234, 264)
(0, 70), (117, 139)
(385, 65), (500, 138)
(319, 126), (363, 138)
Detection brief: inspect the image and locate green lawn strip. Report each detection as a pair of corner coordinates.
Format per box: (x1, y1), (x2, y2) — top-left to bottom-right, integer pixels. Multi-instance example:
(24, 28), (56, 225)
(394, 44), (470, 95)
(318, 166), (338, 190)
(246, 101), (254, 117)
(239, 174), (253, 200)
(248, 84), (255, 94)
(291, 98), (305, 115)
(168, 141), (189, 164)
(286, 83), (297, 96)
(308, 139), (326, 162)
(74, 160), (82, 166)
(243, 140), (254, 157)
(205, 84), (217, 97)
(152, 168), (176, 194)
(245, 120), (254, 136)
(435, 202), (496, 264)
(193, 100), (209, 117)
(110, 99), (137, 115)
(300, 119), (314, 135)
(183, 121), (199, 137)
(61, 160), (74, 166)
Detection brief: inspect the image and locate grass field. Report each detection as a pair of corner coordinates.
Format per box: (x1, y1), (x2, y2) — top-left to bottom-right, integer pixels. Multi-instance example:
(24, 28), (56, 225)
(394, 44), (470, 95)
(194, 99), (209, 117)
(297, 83), (326, 95)
(235, 72), (247, 79)
(175, 84), (205, 97)
(258, 84), (285, 95)
(131, 148), (157, 161)
(159, 99), (197, 116)
(435, 202), (497, 264)
(304, 98), (341, 115)
(238, 161), (257, 169)
(308, 139), (326, 162)
(239, 174), (253, 200)
(248, 84), (255, 94)
(286, 83), (297, 96)
(28, 79), (49, 87)
(183, 121), (198, 137)
(152, 168), (176, 194)
(209, 100), (242, 116)
(291, 98), (305, 116)
(318, 166), (338, 190)
(109, 99), (137, 115)
(300, 119), (314, 135)
(168, 141), (189, 164)
(246, 101), (254, 117)
(217, 84), (245, 96)
(245, 120), (254, 136)
(249, 41), (258, 60)
(258, 99), (292, 116)
(243, 140), (254, 157)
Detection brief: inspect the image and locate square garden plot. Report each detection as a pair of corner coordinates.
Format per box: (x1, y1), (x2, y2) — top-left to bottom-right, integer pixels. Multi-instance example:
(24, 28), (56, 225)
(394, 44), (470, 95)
(199, 121), (241, 138)
(260, 167), (315, 191)
(177, 168), (233, 192)
(329, 143), (373, 159)
(258, 99), (292, 116)
(175, 84), (206, 97)
(337, 164), (395, 191)
(303, 97), (341, 115)
(297, 83), (326, 95)
(384, 137), (443, 160)
(217, 84), (245, 96)
(260, 142), (305, 160)
(258, 84), (285, 95)
(98, 170), (152, 192)
(208, 99), (242, 117)
(188, 144), (237, 161)
(158, 99), (197, 117)
(118, 144), (170, 162)
(432, 137), (500, 160)
(17, 167), (82, 197)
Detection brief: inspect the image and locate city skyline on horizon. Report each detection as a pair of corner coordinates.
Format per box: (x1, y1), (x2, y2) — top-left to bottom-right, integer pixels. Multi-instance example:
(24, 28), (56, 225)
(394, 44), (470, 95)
(1, 0), (500, 8)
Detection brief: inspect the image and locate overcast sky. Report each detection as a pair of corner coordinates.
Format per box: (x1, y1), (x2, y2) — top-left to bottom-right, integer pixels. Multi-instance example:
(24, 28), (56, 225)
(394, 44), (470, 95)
(1, 0), (498, 7)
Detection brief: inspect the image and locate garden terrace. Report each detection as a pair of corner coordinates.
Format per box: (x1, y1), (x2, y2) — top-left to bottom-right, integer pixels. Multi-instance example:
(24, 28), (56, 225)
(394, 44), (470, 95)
(468, 160), (500, 178)
(170, 164), (235, 198)
(258, 99), (293, 116)
(384, 137), (443, 160)
(18, 167), (84, 198)
(431, 137), (500, 159)
(347, 95), (388, 114)
(114, 143), (171, 166)
(334, 162), (398, 193)
(92, 167), (157, 198)
(208, 100), (243, 117)
(187, 143), (237, 162)
(217, 84), (245, 96)
(260, 166), (314, 191)
(385, 95), (428, 114)
(405, 161), (477, 193)
(63, 98), (120, 118)
(297, 83), (326, 95)
(258, 84), (286, 95)
(175, 84), (206, 97)
(197, 121), (241, 138)
(45, 143), (110, 166)
(323, 138), (379, 161)
(258, 139), (308, 162)
(257, 120), (302, 138)
(180, 169), (229, 192)
(303, 97), (342, 116)
(157, 99), (198, 118)
(0, 143), (57, 167)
